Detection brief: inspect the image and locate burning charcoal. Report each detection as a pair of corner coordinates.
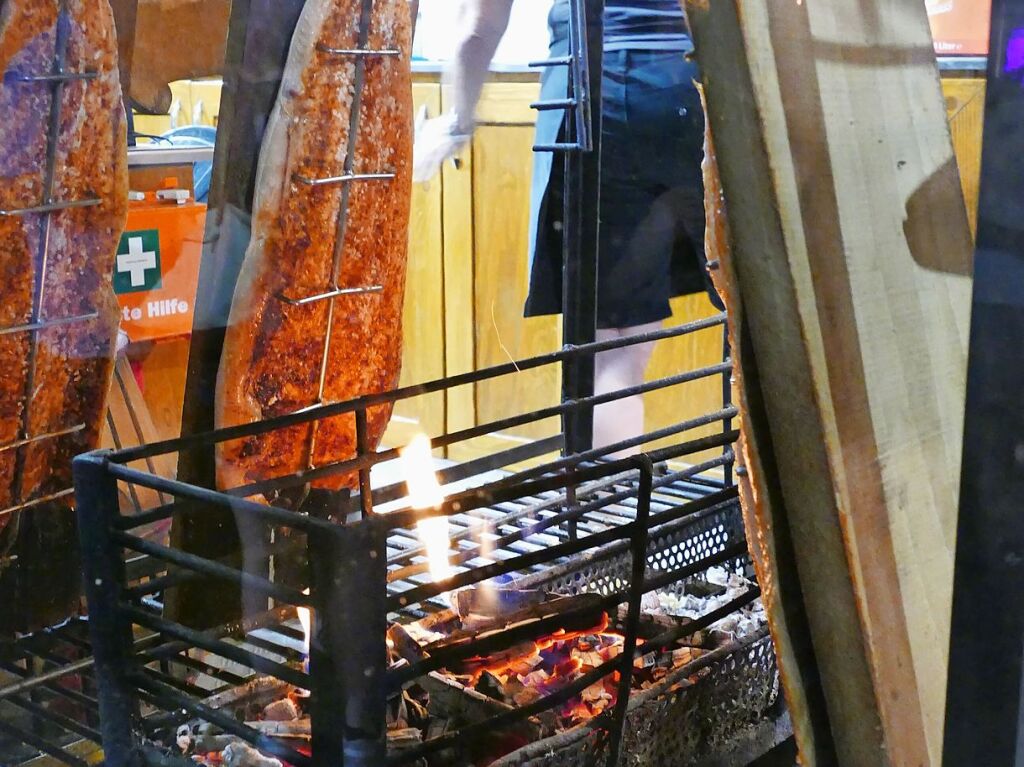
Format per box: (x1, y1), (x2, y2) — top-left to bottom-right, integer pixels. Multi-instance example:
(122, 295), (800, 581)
(673, 647), (694, 666)
(685, 578), (727, 598)
(426, 719), (449, 741)
(521, 669), (550, 688)
(710, 629), (734, 646)
(261, 697), (300, 722)
(706, 566), (730, 587)
(600, 644), (622, 662)
(222, 743), (283, 767)
(243, 719), (312, 738)
(404, 691), (430, 727)
(388, 693), (409, 729)
(633, 652), (657, 670)
(175, 724), (192, 754)
(507, 653), (544, 677)
(194, 725), (240, 755)
(513, 686), (544, 707)
(572, 649), (604, 668)
(453, 587), (546, 620)
(580, 683), (610, 705)
(387, 727), (423, 748)
(475, 671), (506, 701)
(389, 623), (428, 664)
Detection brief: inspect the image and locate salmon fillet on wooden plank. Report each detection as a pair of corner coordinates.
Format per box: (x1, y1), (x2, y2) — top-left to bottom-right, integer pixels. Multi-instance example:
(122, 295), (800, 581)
(0, 0), (127, 630)
(216, 0), (413, 495)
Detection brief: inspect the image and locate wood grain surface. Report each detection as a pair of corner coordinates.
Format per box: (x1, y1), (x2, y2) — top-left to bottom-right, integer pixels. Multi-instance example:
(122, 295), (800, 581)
(686, 0), (973, 764)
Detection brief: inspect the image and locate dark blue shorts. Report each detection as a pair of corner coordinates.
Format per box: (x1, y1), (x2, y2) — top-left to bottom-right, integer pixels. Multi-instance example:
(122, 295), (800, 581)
(524, 20), (722, 328)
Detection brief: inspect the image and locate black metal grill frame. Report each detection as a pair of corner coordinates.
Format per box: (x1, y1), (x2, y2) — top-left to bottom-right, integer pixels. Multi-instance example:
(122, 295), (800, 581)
(63, 313), (762, 767)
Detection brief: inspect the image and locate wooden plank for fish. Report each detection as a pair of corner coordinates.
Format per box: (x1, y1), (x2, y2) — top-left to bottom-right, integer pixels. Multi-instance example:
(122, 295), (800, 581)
(684, 0), (974, 764)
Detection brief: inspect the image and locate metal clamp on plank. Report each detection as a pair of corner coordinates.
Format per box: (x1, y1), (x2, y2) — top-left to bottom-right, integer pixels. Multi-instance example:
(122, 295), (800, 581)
(276, 285), (384, 306)
(528, 56), (573, 67)
(292, 171), (395, 187)
(0, 197), (101, 217)
(4, 69), (98, 83)
(315, 43), (400, 57)
(0, 312), (99, 337)
(0, 488), (76, 518)
(0, 424), (86, 454)
(533, 142), (584, 153)
(531, 98), (578, 112)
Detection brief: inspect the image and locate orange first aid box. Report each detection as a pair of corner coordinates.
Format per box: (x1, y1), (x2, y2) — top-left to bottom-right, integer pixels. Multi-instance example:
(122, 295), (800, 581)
(114, 198), (206, 343)
(928, 0), (992, 56)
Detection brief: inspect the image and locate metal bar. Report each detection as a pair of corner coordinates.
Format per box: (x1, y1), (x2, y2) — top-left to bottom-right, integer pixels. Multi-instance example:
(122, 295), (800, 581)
(386, 444), (735, 583)
(110, 314), (727, 463)
(377, 452), (650, 531)
(386, 470), (633, 567)
(0, 313), (98, 336)
(533, 142), (583, 152)
(120, 605), (310, 689)
(276, 284), (383, 306)
(104, 461), (340, 535)
(0, 717), (90, 767)
(111, 531), (313, 607)
(3, 691), (102, 743)
(227, 362), (730, 500)
(312, 522), (388, 766)
(560, 0), (601, 453)
(355, 408), (373, 518)
(944, 1), (1024, 763)
(388, 534), (748, 660)
(722, 325), (734, 487)
(606, 459), (653, 766)
(292, 171), (395, 186)
(0, 197), (101, 217)
(316, 43), (401, 57)
(74, 454), (142, 767)
(495, 407), (738, 487)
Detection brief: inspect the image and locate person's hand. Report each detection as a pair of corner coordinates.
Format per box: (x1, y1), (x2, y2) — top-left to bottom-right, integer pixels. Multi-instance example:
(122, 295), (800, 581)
(412, 106), (471, 183)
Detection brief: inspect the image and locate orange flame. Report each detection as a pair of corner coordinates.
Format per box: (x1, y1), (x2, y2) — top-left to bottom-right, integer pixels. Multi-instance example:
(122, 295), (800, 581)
(399, 434), (453, 586)
(297, 587), (311, 656)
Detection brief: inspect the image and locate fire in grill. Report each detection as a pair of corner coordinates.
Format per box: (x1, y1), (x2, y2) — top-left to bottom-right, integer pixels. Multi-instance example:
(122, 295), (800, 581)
(35, 320), (788, 767)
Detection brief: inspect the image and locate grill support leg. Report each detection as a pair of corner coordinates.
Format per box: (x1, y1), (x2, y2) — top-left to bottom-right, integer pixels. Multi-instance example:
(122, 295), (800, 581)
(74, 453), (142, 767)
(560, 0), (604, 456)
(308, 517), (388, 767)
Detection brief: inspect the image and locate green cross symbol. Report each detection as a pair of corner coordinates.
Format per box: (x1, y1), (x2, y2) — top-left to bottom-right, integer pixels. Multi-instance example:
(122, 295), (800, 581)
(114, 229), (162, 294)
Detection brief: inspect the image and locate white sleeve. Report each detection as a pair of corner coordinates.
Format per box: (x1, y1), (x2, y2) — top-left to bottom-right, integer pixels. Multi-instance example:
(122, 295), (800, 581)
(445, 0), (516, 133)
(412, 0), (516, 183)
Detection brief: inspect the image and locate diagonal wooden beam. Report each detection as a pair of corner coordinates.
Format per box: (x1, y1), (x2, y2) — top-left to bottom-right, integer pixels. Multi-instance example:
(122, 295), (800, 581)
(685, 0), (973, 764)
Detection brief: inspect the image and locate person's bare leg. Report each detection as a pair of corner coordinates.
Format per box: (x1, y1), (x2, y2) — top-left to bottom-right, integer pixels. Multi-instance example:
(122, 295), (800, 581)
(593, 321), (662, 457)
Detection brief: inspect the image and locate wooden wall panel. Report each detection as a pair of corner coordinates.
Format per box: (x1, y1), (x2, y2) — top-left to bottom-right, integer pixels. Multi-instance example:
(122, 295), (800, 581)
(385, 82), (447, 448)
(942, 77), (985, 236)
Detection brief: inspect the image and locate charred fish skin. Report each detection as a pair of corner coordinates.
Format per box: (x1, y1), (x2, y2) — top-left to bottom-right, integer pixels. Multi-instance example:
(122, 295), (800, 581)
(216, 0), (413, 496)
(0, 0), (127, 632)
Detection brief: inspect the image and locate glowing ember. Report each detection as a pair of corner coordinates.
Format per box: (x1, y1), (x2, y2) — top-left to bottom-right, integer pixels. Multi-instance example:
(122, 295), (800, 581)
(399, 434), (453, 586)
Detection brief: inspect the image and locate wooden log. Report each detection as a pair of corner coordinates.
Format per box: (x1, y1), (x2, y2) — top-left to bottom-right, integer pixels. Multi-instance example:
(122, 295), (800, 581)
(684, 1), (973, 764)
